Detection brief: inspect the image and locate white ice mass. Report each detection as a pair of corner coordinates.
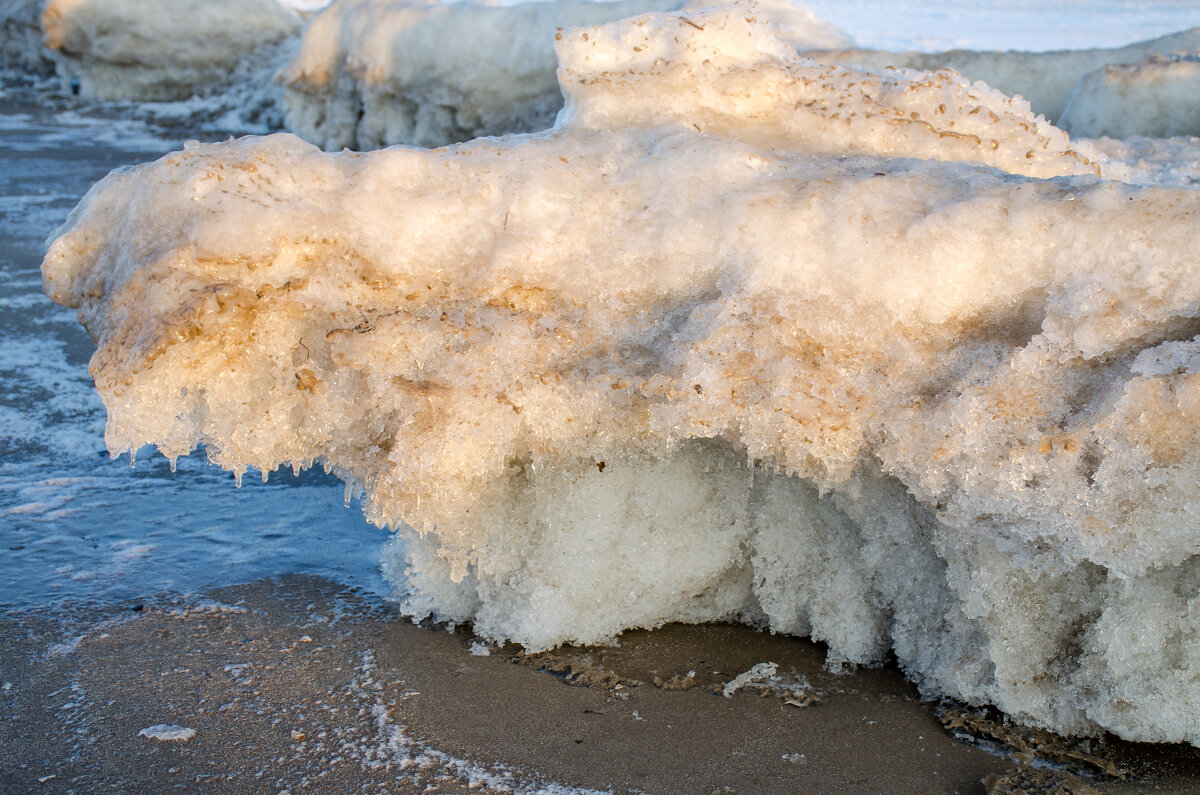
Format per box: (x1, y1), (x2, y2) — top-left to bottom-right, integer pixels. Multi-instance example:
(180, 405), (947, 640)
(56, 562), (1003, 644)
(278, 0), (851, 150)
(41, 4), (1200, 746)
(40, 0), (302, 100)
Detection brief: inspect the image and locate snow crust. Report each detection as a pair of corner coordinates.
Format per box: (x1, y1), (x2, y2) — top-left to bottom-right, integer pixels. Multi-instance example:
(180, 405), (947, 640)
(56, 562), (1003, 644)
(42, 5), (1200, 745)
(804, 27), (1200, 129)
(41, 0), (302, 100)
(278, 0), (853, 150)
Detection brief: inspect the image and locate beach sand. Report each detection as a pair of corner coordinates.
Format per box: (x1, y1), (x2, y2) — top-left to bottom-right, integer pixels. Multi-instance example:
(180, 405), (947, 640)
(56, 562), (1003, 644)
(3, 575), (1200, 794)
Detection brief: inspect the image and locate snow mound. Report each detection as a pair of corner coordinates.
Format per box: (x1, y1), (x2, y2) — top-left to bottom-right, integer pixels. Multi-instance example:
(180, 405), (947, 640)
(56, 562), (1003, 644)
(804, 27), (1200, 129)
(43, 5), (1200, 745)
(278, 0), (852, 150)
(41, 0), (302, 100)
(1060, 54), (1200, 140)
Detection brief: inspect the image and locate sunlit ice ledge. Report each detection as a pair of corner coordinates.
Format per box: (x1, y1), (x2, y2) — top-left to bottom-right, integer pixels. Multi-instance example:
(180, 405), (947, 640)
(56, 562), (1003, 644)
(42, 4), (1200, 745)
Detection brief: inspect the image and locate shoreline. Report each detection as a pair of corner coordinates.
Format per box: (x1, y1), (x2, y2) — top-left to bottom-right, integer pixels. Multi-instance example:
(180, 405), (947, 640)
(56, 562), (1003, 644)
(3, 575), (1198, 794)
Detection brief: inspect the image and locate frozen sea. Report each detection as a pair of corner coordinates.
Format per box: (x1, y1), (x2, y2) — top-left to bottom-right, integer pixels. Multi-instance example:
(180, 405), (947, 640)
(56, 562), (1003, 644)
(4, 0), (1200, 612)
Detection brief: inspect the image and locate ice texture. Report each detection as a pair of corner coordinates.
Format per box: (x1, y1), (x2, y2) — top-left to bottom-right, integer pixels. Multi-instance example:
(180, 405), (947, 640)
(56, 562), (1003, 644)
(804, 27), (1200, 131)
(278, 0), (852, 150)
(42, 6), (1200, 745)
(41, 0), (302, 100)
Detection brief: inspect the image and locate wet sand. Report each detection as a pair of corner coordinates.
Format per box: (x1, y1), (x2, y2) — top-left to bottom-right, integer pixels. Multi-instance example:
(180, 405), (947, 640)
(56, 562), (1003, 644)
(3, 575), (1200, 794)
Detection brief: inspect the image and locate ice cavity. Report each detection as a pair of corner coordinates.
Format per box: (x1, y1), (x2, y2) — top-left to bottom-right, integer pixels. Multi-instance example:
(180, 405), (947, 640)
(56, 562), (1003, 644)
(277, 0), (853, 150)
(42, 6), (1200, 745)
(804, 27), (1200, 136)
(40, 0), (302, 100)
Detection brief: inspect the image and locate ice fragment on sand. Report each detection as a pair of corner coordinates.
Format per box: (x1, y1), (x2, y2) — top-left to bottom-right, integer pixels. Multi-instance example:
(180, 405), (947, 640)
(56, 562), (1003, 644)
(1059, 54), (1200, 139)
(722, 662), (778, 697)
(139, 724), (196, 742)
(41, 5), (1200, 745)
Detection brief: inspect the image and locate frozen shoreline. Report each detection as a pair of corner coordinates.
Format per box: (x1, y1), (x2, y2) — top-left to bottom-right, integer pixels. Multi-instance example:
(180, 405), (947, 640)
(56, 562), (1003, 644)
(5, 575), (1199, 793)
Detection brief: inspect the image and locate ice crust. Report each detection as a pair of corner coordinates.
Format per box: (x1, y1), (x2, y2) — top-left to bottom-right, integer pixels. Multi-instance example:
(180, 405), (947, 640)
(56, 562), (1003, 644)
(41, 0), (302, 100)
(42, 6), (1200, 745)
(278, 0), (852, 150)
(804, 27), (1200, 132)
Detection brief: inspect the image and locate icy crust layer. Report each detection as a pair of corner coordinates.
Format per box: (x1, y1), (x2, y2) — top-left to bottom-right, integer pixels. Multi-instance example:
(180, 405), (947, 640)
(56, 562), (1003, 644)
(43, 9), (1200, 744)
(41, 0), (302, 100)
(278, 0), (852, 150)
(805, 27), (1200, 133)
(1060, 54), (1200, 140)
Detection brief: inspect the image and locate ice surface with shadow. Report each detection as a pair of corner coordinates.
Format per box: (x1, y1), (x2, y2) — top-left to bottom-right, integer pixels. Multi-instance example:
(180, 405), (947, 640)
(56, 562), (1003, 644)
(37, 3), (1200, 748)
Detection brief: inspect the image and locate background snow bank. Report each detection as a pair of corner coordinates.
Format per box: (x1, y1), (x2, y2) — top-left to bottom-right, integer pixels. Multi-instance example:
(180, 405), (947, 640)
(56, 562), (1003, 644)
(279, 0), (852, 150)
(41, 0), (302, 100)
(41, 6), (1200, 745)
(0, 0), (51, 74)
(804, 27), (1200, 134)
(1060, 54), (1200, 139)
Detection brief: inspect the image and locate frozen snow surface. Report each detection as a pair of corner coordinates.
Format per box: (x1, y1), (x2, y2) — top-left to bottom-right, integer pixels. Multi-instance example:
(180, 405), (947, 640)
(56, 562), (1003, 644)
(40, 0), (302, 100)
(279, 0), (851, 150)
(42, 5), (1200, 745)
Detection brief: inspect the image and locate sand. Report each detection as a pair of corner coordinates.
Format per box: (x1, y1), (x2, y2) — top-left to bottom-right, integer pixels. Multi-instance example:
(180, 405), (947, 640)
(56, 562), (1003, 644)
(2, 575), (1200, 794)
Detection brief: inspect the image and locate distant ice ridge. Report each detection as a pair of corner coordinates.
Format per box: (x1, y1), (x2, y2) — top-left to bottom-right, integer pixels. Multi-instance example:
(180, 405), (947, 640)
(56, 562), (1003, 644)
(42, 6), (1200, 745)
(40, 0), (302, 100)
(0, 0), (51, 74)
(278, 0), (852, 150)
(804, 27), (1200, 137)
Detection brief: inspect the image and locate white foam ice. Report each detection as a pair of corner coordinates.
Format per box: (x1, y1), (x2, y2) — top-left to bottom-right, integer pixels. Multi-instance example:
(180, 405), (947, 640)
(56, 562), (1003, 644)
(278, 0), (852, 150)
(40, 5), (1200, 745)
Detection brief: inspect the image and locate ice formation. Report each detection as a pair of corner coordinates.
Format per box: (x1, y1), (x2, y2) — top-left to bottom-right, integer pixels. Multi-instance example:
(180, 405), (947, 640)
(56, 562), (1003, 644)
(804, 27), (1200, 132)
(1059, 54), (1200, 140)
(0, 0), (51, 74)
(278, 0), (852, 150)
(40, 0), (302, 100)
(43, 6), (1200, 745)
